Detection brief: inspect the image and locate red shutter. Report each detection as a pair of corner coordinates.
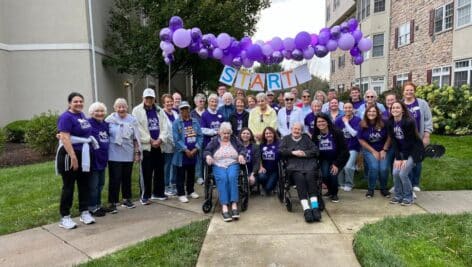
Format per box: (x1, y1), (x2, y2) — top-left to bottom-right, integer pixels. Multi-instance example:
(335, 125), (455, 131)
(393, 75), (397, 88)
(429, 10), (435, 36)
(408, 72), (413, 82)
(427, 69), (432, 84)
(394, 27), (399, 49)
(410, 20), (415, 43)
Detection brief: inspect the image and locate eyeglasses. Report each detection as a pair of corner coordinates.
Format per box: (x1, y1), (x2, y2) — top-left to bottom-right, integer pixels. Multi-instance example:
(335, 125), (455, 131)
(366, 96), (375, 98)
(285, 98), (294, 101)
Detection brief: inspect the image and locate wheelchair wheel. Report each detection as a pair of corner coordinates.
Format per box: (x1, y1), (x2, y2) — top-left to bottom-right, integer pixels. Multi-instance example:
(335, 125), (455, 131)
(202, 199), (213, 213)
(239, 165), (249, 212)
(277, 161), (285, 203)
(285, 197), (292, 212)
(202, 163), (213, 213)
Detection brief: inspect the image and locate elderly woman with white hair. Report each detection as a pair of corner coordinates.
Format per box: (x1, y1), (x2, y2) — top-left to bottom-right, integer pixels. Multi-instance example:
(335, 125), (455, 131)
(201, 93), (224, 147)
(204, 122), (247, 222)
(248, 92), (277, 142)
(87, 102), (110, 217)
(357, 89), (387, 119)
(217, 92), (235, 121)
(191, 93), (207, 185)
(105, 98), (141, 213)
(277, 92), (303, 137)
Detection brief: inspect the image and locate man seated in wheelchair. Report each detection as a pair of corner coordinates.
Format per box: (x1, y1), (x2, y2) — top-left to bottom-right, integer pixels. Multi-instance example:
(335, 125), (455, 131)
(279, 122), (322, 223)
(204, 122), (247, 222)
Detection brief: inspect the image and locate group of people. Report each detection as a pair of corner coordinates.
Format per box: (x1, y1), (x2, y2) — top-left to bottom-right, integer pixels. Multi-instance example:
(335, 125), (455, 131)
(56, 81), (432, 227)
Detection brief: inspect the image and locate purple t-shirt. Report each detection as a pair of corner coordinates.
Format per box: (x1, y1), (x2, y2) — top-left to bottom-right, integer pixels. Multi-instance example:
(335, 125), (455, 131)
(88, 118), (109, 171)
(235, 112), (244, 134)
(165, 111), (176, 123)
(285, 109), (293, 128)
(393, 120), (407, 154)
(316, 132), (337, 161)
(358, 123), (388, 152)
(271, 103), (281, 113)
(334, 116), (361, 151)
(182, 120), (197, 165)
(304, 113), (317, 136)
(406, 99), (421, 132)
(146, 107), (160, 140)
(245, 144), (254, 173)
(57, 111), (92, 151)
(260, 142), (279, 172)
(172, 107), (180, 114)
(201, 110), (224, 146)
(352, 99), (365, 110)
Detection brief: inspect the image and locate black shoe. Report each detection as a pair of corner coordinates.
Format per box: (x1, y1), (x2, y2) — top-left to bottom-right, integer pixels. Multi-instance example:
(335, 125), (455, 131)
(121, 199), (136, 209)
(330, 195), (339, 203)
(222, 212), (232, 222)
(231, 209), (240, 219)
(91, 208), (106, 217)
(311, 208), (322, 222)
(365, 190), (374, 198)
(304, 209), (315, 223)
(380, 189), (391, 198)
(107, 204), (118, 214)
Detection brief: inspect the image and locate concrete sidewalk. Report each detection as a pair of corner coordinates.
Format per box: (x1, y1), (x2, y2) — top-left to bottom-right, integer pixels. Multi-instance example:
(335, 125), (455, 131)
(0, 197), (208, 267)
(197, 189), (472, 267)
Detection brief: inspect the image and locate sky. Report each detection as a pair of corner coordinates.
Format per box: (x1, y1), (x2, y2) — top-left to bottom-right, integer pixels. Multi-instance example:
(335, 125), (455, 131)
(252, 0), (330, 79)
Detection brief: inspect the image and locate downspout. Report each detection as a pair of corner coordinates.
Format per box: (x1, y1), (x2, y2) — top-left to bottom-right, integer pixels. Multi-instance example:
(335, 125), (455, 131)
(88, 0), (98, 101)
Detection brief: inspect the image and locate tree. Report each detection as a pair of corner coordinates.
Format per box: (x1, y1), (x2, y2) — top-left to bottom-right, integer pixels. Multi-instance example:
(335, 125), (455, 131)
(104, 0), (270, 93)
(298, 75), (330, 92)
(253, 64), (283, 73)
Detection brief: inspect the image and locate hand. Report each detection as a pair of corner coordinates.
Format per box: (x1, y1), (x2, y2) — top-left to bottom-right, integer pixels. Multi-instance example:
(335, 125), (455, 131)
(185, 150), (193, 158)
(206, 155), (214, 166)
(255, 133), (262, 142)
(134, 153), (141, 163)
(422, 134), (430, 146)
(373, 151), (381, 161)
(380, 150), (387, 160)
(238, 155), (246, 165)
(393, 160), (402, 170)
(292, 150), (305, 157)
(249, 174), (256, 185)
(258, 167), (266, 174)
(330, 165), (339, 176)
(342, 116), (349, 123)
(191, 148), (198, 157)
(70, 156), (79, 171)
(56, 133), (61, 140)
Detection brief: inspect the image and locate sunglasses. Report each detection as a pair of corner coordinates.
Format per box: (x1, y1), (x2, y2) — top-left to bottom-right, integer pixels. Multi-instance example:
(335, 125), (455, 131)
(302, 95), (310, 98)
(285, 98), (294, 101)
(366, 96), (375, 98)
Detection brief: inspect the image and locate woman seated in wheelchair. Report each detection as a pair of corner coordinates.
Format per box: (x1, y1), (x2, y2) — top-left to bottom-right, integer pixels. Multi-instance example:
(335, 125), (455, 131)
(279, 122), (322, 223)
(204, 122), (247, 222)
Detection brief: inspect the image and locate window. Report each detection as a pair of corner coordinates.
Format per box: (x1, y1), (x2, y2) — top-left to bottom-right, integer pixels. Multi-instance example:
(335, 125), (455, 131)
(396, 73), (409, 88)
(374, 0), (385, 13)
(397, 22), (410, 47)
(457, 0), (472, 27)
(371, 76), (385, 94)
(357, 0), (371, 20)
(326, 4), (331, 22)
(338, 55), (345, 68)
(432, 66), (451, 87)
(454, 59), (472, 87)
(435, 3), (454, 33)
(372, 33), (384, 57)
(331, 59), (336, 73)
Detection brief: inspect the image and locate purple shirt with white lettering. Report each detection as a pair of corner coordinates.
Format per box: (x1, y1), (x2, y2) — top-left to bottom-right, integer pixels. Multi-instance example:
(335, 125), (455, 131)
(201, 110), (224, 146)
(88, 118), (109, 171)
(334, 116), (361, 151)
(315, 132), (337, 161)
(146, 106), (160, 139)
(57, 111), (92, 151)
(260, 142), (279, 172)
(235, 112), (244, 136)
(358, 122), (388, 152)
(393, 120), (407, 154)
(406, 99), (421, 132)
(245, 144), (254, 174)
(182, 120), (197, 165)
(304, 113), (317, 136)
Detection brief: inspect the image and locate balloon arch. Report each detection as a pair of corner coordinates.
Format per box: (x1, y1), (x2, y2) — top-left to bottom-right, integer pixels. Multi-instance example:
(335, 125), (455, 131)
(159, 16), (372, 68)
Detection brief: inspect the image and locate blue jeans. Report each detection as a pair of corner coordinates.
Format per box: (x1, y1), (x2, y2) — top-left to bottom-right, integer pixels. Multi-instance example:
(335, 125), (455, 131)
(88, 170), (105, 211)
(321, 160), (339, 196)
(257, 170), (278, 193)
(409, 162), (422, 187)
(363, 149), (388, 191)
(213, 164), (240, 205)
(392, 157), (415, 202)
(195, 149), (203, 179)
(338, 150), (358, 188)
(164, 153), (176, 187)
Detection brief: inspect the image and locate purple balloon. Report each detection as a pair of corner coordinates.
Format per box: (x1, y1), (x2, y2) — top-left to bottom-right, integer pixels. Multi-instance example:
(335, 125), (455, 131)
(201, 34), (212, 47)
(240, 36), (252, 49)
(330, 26), (341, 40)
(314, 45), (329, 57)
(303, 46), (315, 59)
(232, 57), (242, 68)
(282, 49), (292, 60)
(188, 41), (200, 53)
(262, 44), (273, 56)
(350, 47), (361, 57)
(190, 28), (202, 40)
(271, 37), (283, 51)
(198, 48), (209, 59)
(246, 44), (263, 61)
(352, 30), (363, 42)
(169, 16), (183, 31)
(353, 55), (364, 65)
(311, 34), (319, 46)
(295, 31), (312, 50)
(318, 30), (331, 45)
(348, 18), (359, 32)
(240, 50), (247, 59)
(292, 49), (303, 61)
(172, 28), (191, 48)
(358, 38), (373, 52)
(213, 48), (223, 59)
(217, 33), (232, 49)
(229, 41), (241, 55)
(159, 28), (172, 42)
(337, 33), (355, 50)
(340, 22), (350, 33)
(221, 54), (233, 66)
(283, 37), (296, 51)
(242, 58), (253, 68)
(161, 42), (175, 54)
(272, 51), (283, 62)
(255, 40), (265, 46)
(326, 39), (338, 51)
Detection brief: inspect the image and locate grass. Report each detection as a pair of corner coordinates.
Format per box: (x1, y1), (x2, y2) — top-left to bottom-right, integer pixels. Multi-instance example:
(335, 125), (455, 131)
(353, 135), (472, 191)
(353, 213), (472, 267)
(80, 219), (210, 267)
(0, 162), (141, 235)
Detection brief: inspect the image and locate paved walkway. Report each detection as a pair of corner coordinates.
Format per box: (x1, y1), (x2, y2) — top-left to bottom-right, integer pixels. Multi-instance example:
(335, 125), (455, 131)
(0, 190), (471, 267)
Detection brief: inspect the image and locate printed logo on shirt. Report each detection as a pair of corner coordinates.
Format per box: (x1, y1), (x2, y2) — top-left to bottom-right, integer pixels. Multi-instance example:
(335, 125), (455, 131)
(184, 125), (197, 144)
(217, 114), (222, 119)
(148, 118), (160, 131)
(394, 125), (404, 140)
(210, 121), (221, 130)
(319, 137), (334, 151)
(98, 131), (109, 143)
(262, 145), (276, 160)
(368, 131), (383, 143)
(78, 118), (91, 129)
(408, 106), (420, 118)
(342, 127), (352, 139)
(245, 147), (252, 162)
(237, 119), (242, 131)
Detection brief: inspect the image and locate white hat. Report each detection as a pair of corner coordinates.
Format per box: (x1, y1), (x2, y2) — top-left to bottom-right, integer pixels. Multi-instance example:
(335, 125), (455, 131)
(179, 101), (191, 109)
(143, 88), (156, 98)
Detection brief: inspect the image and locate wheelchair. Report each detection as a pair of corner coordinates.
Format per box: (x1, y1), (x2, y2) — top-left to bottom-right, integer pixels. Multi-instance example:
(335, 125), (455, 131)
(277, 160), (324, 212)
(201, 163), (249, 213)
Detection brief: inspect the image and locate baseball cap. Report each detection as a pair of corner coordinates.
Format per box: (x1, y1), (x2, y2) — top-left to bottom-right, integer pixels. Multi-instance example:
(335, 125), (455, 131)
(143, 88), (156, 98)
(179, 101), (191, 109)
(266, 91), (274, 96)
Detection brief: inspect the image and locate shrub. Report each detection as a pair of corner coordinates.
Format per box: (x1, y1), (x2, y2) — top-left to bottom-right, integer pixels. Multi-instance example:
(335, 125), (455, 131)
(5, 120), (29, 142)
(25, 111), (59, 155)
(416, 84), (472, 135)
(0, 127), (6, 153)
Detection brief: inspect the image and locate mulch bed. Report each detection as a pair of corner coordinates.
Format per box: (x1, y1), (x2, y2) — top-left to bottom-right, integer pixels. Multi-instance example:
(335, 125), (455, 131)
(0, 143), (54, 168)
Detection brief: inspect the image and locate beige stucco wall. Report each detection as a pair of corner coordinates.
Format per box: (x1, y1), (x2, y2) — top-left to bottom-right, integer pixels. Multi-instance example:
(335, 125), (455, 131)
(0, 1), (5, 43)
(326, 0), (356, 27)
(91, 0), (114, 49)
(452, 26), (472, 60)
(2, 0), (88, 44)
(0, 51), (10, 125)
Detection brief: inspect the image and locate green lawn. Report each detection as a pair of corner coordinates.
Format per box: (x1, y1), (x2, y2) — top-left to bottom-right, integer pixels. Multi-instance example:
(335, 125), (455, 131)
(353, 213), (472, 267)
(80, 219), (210, 267)
(354, 135), (472, 190)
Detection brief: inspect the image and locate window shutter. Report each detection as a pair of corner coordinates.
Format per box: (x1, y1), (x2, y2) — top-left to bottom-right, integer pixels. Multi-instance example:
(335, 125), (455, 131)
(394, 27), (399, 49)
(408, 72), (413, 82)
(429, 10), (435, 36)
(427, 69), (432, 84)
(410, 20), (415, 43)
(393, 75), (397, 88)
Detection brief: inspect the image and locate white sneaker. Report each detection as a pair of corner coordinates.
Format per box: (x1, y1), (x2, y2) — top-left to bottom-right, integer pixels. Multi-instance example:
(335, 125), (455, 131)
(413, 192), (417, 199)
(59, 215), (77, 229)
(413, 186), (421, 192)
(389, 187), (395, 193)
(196, 177), (204, 185)
(80, 211), (96, 225)
(189, 192), (199, 199)
(178, 195), (189, 203)
(344, 186), (352, 192)
(165, 189), (176, 196)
